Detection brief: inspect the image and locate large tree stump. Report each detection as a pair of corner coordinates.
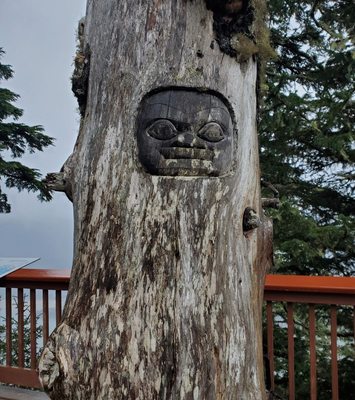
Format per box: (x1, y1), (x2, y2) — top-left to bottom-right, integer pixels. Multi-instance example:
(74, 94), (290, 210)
(39, 1), (272, 398)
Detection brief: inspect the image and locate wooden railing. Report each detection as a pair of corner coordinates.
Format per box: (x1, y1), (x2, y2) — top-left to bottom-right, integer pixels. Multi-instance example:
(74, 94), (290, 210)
(265, 275), (355, 400)
(0, 269), (70, 388)
(0, 270), (354, 398)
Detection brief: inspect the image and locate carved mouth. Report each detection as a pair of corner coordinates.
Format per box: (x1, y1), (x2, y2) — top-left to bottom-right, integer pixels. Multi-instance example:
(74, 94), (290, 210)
(159, 159), (215, 175)
(160, 147), (213, 161)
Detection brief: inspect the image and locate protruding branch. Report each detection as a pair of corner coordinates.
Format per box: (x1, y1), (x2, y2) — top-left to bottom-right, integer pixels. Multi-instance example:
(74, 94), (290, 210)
(243, 207), (261, 232)
(262, 197), (280, 209)
(261, 179), (279, 198)
(44, 172), (66, 192)
(43, 172), (73, 202)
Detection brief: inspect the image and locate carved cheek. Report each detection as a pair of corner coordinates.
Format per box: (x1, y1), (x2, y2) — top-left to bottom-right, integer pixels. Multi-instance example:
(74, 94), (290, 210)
(136, 123), (168, 174)
(211, 134), (233, 169)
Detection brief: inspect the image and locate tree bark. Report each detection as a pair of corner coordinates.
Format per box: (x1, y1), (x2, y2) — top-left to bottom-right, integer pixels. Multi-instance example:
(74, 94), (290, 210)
(39, 1), (272, 398)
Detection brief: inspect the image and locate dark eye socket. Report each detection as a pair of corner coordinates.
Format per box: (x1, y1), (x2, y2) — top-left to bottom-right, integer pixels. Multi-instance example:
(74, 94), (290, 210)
(146, 120), (177, 140)
(198, 122), (225, 143)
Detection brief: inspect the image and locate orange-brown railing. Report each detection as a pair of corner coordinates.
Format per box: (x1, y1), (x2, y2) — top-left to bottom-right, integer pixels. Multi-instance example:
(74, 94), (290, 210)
(265, 275), (355, 400)
(0, 270), (354, 398)
(0, 269), (70, 388)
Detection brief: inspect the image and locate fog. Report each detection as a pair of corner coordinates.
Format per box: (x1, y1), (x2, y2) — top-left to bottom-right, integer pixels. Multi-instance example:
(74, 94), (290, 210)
(0, 0), (87, 269)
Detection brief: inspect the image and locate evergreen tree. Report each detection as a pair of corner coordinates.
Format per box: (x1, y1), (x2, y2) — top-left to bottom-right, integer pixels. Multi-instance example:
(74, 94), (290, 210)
(261, 2), (354, 397)
(261, 0), (355, 277)
(0, 48), (53, 213)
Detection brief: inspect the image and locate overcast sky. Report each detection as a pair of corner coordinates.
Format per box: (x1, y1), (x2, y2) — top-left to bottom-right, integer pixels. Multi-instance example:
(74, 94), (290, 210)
(0, 0), (87, 269)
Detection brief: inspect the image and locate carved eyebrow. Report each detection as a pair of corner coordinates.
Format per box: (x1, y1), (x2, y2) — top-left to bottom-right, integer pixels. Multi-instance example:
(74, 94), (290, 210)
(143, 102), (231, 117)
(183, 107), (230, 117)
(197, 107), (231, 118)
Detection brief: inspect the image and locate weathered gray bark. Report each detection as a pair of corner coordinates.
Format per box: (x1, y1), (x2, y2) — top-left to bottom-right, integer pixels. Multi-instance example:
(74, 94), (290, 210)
(39, 1), (272, 399)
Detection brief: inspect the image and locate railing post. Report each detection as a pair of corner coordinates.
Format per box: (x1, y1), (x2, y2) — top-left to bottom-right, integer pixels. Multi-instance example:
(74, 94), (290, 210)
(266, 301), (275, 392)
(5, 288), (12, 366)
(55, 290), (62, 325)
(309, 304), (317, 400)
(17, 288), (24, 368)
(330, 305), (339, 400)
(30, 288), (37, 369)
(43, 289), (49, 346)
(287, 302), (295, 400)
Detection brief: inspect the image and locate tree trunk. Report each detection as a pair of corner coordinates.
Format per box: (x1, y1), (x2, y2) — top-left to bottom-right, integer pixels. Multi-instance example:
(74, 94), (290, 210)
(39, 1), (272, 398)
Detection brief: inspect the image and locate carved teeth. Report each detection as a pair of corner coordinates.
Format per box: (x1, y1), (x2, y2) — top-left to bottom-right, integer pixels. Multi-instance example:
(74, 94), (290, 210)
(160, 147), (213, 161)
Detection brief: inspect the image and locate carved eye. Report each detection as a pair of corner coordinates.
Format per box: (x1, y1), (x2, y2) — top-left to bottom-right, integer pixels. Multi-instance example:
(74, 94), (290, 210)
(198, 122), (225, 142)
(146, 120), (177, 140)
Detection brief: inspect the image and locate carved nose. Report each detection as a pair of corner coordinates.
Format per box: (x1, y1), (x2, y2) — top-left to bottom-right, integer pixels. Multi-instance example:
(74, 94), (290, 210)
(176, 132), (194, 147)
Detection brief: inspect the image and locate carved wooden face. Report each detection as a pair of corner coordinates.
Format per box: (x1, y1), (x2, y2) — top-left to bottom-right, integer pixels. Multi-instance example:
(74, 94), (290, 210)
(137, 90), (234, 176)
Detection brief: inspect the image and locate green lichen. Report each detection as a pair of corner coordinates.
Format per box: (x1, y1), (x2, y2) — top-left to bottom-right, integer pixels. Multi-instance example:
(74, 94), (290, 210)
(250, 0), (277, 97)
(251, 0), (276, 61)
(206, 0), (276, 95)
(231, 33), (259, 62)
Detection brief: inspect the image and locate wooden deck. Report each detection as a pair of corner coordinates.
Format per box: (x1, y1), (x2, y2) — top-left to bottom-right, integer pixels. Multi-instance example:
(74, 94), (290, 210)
(0, 386), (48, 400)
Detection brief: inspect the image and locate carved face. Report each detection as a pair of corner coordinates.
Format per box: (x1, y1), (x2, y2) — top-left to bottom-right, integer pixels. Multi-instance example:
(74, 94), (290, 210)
(137, 90), (234, 176)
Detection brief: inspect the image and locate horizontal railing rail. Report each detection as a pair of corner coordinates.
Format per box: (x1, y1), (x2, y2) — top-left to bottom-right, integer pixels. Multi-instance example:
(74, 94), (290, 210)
(1, 269), (70, 290)
(265, 275), (355, 305)
(0, 270), (354, 398)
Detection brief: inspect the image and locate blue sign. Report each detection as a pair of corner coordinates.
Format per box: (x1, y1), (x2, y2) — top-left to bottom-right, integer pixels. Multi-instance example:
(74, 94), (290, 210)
(0, 258), (40, 278)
